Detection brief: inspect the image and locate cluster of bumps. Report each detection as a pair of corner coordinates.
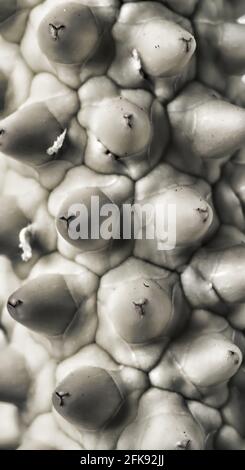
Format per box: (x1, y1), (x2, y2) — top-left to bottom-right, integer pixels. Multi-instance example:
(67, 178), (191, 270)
(1, 0), (245, 450)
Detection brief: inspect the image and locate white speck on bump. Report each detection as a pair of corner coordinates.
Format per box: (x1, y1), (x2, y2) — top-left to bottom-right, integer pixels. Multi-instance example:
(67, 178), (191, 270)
(47, 129), (67, 156)
(19, 225), (34, 262)
(131, 48), (142, 72)
(237, 15), (245, 24)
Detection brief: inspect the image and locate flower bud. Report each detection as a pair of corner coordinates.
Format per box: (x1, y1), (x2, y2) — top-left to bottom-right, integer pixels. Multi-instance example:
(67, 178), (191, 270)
(0, 103), (66, 165)
(7, 274), (78, 336)
(38, 3), (100, 66)
(117, 389), (205, 450)
(168, 82), (245, 164)
(53, 366), (124, 431)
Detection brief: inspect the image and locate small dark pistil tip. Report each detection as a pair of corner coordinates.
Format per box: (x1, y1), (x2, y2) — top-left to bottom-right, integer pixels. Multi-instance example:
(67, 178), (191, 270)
(55, 391), (70, 407)
(59, 215), (77, 229)
(8, 299), (23, 309)
(123, 114), (133, 129)
(196, 207), (209, 223)
(228, 350), (240, 365)
(49, 23), (66, 41)
(180, 36), (193, 53)
(177, 439), (191, 450)
(132, 298), (148, 317)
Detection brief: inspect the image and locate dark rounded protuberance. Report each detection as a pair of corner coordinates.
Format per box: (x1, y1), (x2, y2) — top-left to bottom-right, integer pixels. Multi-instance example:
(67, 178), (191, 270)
(56, 187), (116, 251)
(107, 280), (172, 344)
(0, 103), (65, 165)
(0, 196), (29, 258)
(52, 366), (124, 430)
(38, 3), (99, 65)
(0, 0), (17, 24)
(183, 336), (242, 387)
(133, 20), (196, 77)
(86, 98), (152, 158)
(0, 347), (31, 404)
(7, 274), (78, 336)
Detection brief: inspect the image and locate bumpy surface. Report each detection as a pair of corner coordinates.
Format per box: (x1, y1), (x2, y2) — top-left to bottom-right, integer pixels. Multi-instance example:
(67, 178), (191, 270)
(0, 0), (245, 450)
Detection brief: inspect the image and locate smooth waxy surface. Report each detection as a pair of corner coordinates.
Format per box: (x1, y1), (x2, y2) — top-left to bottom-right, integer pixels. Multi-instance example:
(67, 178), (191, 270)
(217, 23), (245, 74)
(183, 336), (242, 387)
(56, 187), (119, 251)
(138, 413), (201, 450)
(118, 389), (205, 450)
(191, 101), (245, 159)
(85, 97), (152, 158)
(0, 103), (65, 165)
(1, 0), (245, 452)
(186, 245), (245, 305)
(53, 366), (124, 430)
(106, 279), (172, 344)
(38, 3), (99, 65)
(0, 347), (31, 404)
(211, 247), (245, 303)
(168, 83), (245, 160)
(7, 274), (78, 336)
(133, 20), (196, 77)
(0, 0), (17, 24)
(159, 186), (213, 246)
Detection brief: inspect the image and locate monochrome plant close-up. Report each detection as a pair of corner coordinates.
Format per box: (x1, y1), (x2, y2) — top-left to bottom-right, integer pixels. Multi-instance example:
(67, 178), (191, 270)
(0, 0), (245, 453)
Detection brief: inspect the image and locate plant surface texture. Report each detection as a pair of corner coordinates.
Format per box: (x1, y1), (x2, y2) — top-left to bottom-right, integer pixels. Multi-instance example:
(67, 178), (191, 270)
(0, 0), (245, 451)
